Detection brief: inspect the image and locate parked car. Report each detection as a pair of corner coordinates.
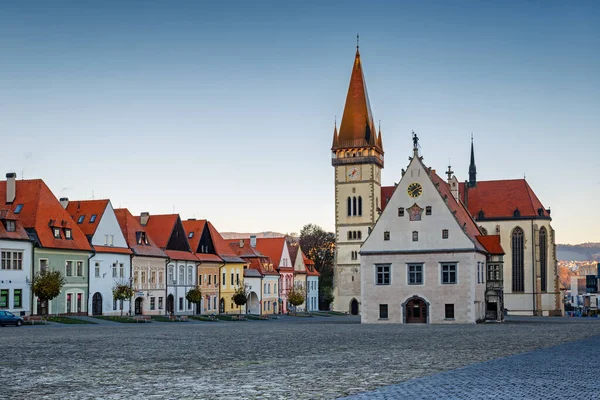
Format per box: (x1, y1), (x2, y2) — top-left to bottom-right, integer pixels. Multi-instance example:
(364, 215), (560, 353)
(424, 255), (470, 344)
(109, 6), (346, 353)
(0, 311), (24, 327)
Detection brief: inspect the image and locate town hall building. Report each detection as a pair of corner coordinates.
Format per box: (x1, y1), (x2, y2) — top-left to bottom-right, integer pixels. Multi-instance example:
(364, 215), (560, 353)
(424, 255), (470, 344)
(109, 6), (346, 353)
(331, 45), (561, 319)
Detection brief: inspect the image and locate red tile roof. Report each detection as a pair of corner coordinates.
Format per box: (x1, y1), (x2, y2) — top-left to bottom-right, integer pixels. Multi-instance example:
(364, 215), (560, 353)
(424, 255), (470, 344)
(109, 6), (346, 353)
(254, 237), (286, 268)
(138, 214), (179, 249)
(430, 171), (486, 253)
(92, 245), (132, 255)
(65, 199), (109, 237)
(114, 208), (167, 258)
(302, 250), (320, 276)
(0, 207), (30, 241)
(459, 180), (550, 220)
(476, 235), (505, 255)
(227, 239), (278, 276)
(0, 179), (91, 251)
(207, 222), (246, 263)
(165, 250), (199, 262)
(380, 185), (395, 212)
(182, 219), (207, 254)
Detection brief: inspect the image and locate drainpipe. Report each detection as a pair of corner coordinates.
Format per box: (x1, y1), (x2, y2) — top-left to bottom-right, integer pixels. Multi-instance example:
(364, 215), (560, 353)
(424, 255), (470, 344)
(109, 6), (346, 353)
(165, 257), (171, 316)
(218, 261), (226, 314)
(30, 242), (35, 316)
(87, 249), (96, 316)
(531, 219), (536, 316)
(129, 252), (134, 316)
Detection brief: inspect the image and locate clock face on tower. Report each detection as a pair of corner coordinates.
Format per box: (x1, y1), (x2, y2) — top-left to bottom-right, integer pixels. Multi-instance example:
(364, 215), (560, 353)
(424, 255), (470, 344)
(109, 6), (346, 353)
(347, 167), (361, 180)
(407, 182), (423, 198)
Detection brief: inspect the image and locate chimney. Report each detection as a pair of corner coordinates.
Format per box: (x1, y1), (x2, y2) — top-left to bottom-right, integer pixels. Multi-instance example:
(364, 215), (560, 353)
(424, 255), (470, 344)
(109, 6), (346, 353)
(239, 239), (244, 248)
(250, 235), (257, 248)
(59, 197), (69, 209)
(140, 212), (150, 226)
(5, 173), (16, 204)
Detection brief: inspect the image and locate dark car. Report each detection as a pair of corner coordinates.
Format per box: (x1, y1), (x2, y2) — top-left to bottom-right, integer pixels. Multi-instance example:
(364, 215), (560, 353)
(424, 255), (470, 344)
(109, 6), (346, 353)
(0, 310), (24, 327)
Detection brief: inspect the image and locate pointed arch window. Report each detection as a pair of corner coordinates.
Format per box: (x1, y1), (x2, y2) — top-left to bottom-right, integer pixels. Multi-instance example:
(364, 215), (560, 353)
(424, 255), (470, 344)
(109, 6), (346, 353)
(512, 227), (524, 292)
(352, 231), (357, 240)
(347, 197), (352, 216)
(357, 231), (362, 240)
(358, 196), (363, 216)
(347, 231), (352, 240)
(352, 197), (357, 216)
(540, 227), (547, 292)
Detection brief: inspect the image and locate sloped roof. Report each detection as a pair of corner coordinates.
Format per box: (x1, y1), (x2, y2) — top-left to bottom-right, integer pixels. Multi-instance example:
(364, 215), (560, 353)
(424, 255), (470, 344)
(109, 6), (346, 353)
(381, 185), (395, 212)
(459, 180), (550, 220)
(0, 179), (91, 251)
(0, 207), (30, 241)
(65, 199), (109, 237)
(114, 208), (167, 258)
(165, 249), (198, 262)
(476, 235), (505, 255)
(182, 219), (206, 254)
(288, 244), (299, 266)
(430, 170), (486, 253)
(92, 245), (132, 255)
(227, 239), (278, 276)
(138, 214), (179, 249)
(254, 237), (286, 268)
(207, 221), (246, 263)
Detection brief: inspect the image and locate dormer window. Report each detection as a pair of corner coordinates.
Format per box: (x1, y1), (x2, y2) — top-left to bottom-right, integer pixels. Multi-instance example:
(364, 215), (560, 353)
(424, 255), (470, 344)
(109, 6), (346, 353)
(513, 208), (521, 218)
(5, 220), (16, 232)
(188, 232), (194, 238)
(90, 214), (97, 223)
(53, 228), (61, 239)
(14, 204), (23, 214)
(478, 210), (485, 219)
(64, 228), (72, 240)
(77, 215), (85, 224)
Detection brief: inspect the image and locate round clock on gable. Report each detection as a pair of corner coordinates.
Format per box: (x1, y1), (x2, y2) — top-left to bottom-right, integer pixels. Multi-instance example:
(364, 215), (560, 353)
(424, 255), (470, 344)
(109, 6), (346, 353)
(347, 167), (361, 180)
(407, 182), (423, 198)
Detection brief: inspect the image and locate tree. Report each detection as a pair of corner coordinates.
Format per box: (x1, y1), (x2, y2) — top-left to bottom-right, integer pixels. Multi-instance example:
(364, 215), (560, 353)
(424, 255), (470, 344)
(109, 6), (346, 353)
(558, 265), (576, 289)
(287, 285), (306, 314)
(322, 286), (335, 310)
(299, 224), (335, 307)
(186, 286), (203, 314)
(232, 285), (248, 315)
(30, 269), (65, 315)
(112, 282), (135, 316)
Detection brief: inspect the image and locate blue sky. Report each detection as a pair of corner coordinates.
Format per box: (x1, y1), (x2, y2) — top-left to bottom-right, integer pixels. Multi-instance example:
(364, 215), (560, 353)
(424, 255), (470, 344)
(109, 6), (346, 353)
(1, 1), (598, 244)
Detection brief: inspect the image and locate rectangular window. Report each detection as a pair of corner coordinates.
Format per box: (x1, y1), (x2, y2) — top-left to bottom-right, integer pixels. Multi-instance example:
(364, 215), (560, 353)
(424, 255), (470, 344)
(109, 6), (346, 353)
(0, 289), (8, 308)
(109, 235), (114, 246)
(213, 275), (217, 286)
(94, 262), (100, 278)
(53, 228), (61, 238)
(441, 263), (457, 284)
(119, 263), (124, 278)
(231, 273), (234, 286)
(488, 264), (501, 281)
(158, 297), (163, 309)
(6, 220), (16, 232)
(445, 304), (455, 319)
(67, 293), (72, 313)
(77, 293), (82, 312)
(208, 274), (211, 285)
(408, 264), (423, 285)
(13, 289), (22, 308)
(223, 272), (226, 286)
(90, 214), (97, 223)
(141, 271), (146, 284)
(76, 261), (83, 277)
(0, 251), (21, 270)
(113, 297), (117, 311)
(188, 300), (192, 310)
(376, 264), (391, 285)
(379, 304), (388, 319)
(412, 231), (418, 242)
(477, 263), (480, 284)
(213, 296), (216, 310)
(112, 263), (118, 278)
(442, 229), (449, 239)
(64, 228), (72, 239)
(426, 206), (432, 215)
(151, 271), (156, 284)
(1, 251), (8, 269)
(179, 297), (183, 311)
(134, 271), (139, 284)
(66, 261), (73, 277)
(159, 271), (164, 284)
(104, 234), (109, 245)
(40, 259), (48, 272)
(77, 215), (85, 224)
(14, 204), (23, 214)
(384, 231), (390, 241)
(150, 297), (156, 310)
(236, 273), (240, 285)
(398, 207), (404, 217)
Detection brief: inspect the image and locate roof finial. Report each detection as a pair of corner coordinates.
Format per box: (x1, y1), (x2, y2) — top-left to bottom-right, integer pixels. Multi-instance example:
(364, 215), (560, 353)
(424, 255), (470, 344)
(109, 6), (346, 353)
(356, 33), (359, 52)
(412, 130), (420, 156)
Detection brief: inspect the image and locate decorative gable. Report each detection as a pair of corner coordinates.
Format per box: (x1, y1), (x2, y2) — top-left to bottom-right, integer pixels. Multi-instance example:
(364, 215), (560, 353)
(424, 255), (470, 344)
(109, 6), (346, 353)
(166, 216), (192, 252)
(197, 223), (216, 254)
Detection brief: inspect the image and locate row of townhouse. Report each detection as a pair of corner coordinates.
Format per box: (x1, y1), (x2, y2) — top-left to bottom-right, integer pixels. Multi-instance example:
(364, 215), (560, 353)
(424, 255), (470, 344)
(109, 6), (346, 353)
(0, 173), (319, 317)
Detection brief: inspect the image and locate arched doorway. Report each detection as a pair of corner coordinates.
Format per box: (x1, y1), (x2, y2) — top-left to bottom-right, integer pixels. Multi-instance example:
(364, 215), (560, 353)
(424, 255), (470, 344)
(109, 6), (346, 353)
(247, 292), (260, 315)
(219, 298), (225, 314)
(92, 292), (103, 316)
(350, 298), (359, 315)
(37, 298), (48, 316)
(167, 295), (174, 315)
(405, 297), (428, 323)
(135, 297), (143, 315)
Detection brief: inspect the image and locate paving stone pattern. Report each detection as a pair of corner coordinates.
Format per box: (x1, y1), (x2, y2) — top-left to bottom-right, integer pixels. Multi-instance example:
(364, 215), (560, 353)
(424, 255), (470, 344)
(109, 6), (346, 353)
(341, 332), (600, 400)
(2, 316), (600, 399)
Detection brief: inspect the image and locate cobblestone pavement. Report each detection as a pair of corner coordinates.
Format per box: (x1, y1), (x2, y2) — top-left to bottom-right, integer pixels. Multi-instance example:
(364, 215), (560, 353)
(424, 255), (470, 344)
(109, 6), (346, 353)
(2, 316), (600, 399)
(341, 331), (600, 400)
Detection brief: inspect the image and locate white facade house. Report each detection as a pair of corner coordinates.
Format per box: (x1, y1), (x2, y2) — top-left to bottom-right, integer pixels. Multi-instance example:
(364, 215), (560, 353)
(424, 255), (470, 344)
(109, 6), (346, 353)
(360, 142), (494, 324)
(64, 199), (132, 316)
(167, 259), (197, 315)
(0, 208), (33, 316)
(243, 268), (262, 315)
(306, 266), (320, 312)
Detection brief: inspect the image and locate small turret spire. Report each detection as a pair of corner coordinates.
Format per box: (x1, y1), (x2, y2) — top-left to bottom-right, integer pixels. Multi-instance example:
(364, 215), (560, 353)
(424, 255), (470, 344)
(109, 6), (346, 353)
(468, 133), (477, 187)
(331, 117), (339, 150)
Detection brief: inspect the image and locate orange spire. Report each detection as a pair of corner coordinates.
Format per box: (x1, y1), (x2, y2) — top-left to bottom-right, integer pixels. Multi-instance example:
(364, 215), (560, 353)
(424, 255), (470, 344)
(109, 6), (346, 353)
(337, 47), (378, 150)
(377, 121), (384, 151)
(331, 118), (339, 150)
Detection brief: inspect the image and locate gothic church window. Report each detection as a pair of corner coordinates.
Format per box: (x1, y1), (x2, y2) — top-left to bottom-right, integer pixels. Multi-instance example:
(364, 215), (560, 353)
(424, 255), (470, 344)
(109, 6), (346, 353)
(353, 197), (357, 216)
(540, 227), (547, 292)
(347, 197), (351, 217)
(358, 196), (362, 216)
(357, 231), (362, 240)
(512, 227), (525, 292)
(347, 232), (352, 240)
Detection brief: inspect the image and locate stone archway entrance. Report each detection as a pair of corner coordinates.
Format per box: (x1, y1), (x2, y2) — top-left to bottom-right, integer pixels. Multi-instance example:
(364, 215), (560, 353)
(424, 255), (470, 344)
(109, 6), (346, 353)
(92, 292), (103, 316)
(350, 298), (359, 315)
(135, 297), (143, 315)
(405, 297), (428, 323)
(247, 292), (260, 315)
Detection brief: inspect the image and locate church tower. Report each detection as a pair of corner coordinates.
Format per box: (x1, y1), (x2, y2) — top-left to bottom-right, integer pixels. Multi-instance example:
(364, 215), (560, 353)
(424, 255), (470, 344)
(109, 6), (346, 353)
(331, 44), (384, 314)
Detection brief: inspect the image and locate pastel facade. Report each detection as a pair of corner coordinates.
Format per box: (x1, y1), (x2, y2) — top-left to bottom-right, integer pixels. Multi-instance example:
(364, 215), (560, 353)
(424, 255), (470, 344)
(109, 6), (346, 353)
(1, 176), (92, 315)
(0, 206), (33, 316)
(305, 254), (320, 312)
(255, 237), (292, 313)
(290, 244), (307, 312)
(65, 199), (132, 316)
(115, 208), (168, 316)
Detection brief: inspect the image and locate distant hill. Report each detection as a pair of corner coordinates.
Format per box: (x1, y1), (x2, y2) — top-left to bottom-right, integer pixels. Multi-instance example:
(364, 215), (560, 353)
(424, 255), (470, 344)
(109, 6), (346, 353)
(221, 231), (286, 240)
(557, 243), (600, 261)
